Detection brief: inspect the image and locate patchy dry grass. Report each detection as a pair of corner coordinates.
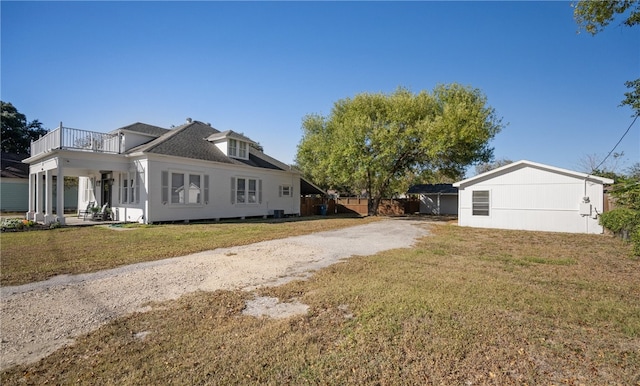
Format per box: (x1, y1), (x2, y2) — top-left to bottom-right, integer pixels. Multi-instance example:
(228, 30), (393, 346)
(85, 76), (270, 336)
(0, 216), (378, 286)
(2, 224), (639, 385)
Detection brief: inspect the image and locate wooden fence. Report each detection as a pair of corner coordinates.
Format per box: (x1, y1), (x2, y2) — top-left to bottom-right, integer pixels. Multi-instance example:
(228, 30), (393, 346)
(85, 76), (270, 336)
(300, 197), (336, 216)
(300, 197), (419, 216)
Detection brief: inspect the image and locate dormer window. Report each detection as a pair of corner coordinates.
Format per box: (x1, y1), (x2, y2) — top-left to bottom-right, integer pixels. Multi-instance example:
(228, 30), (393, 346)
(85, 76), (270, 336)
(228, 139), (248, 159)
(207, 130), (254, 160)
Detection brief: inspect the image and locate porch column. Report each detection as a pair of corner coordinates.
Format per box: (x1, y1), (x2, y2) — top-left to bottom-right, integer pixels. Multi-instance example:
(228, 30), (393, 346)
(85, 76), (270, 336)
(56, 161), (66, 225)
(45, 169), (54, 224)
(26, 173), (35, 220)
(34, 171), (43, 222)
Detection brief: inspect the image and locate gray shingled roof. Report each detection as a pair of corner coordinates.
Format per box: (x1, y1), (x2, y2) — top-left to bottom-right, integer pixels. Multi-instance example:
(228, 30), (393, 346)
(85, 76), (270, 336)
(128, 121), (235, 164)
(206, 130), (257, 145)
(126, 121), (286, 170)
(1, 152), (29, 179)
(110, 122), (169, 137)
(234, 153), (284, 170)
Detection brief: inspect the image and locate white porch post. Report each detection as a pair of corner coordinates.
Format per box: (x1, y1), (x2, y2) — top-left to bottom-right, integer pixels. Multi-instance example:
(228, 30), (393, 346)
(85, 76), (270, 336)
(26, 173), (35, 220)
(45, 169), (54, 224)
(56, 161), (65, 225)
(35, 171), (43, 222)
(59, 122), (64, 148)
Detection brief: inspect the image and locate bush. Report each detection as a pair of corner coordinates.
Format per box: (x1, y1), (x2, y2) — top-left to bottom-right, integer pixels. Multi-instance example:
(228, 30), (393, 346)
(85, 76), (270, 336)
(600, 208), (640, 255)
(632, 228), (640, 256)
(600, 208), (640, 235)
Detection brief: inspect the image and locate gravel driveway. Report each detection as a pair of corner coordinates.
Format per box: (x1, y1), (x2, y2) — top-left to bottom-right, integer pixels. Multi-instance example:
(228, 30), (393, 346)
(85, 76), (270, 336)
(0, 218), (430, 370)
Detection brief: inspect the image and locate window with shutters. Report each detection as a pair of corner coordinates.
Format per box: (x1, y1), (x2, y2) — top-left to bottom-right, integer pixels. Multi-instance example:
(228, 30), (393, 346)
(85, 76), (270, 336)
(279, 185), (292, 197)
(161, 170), (206, 205)
(231, 177), (261, 205)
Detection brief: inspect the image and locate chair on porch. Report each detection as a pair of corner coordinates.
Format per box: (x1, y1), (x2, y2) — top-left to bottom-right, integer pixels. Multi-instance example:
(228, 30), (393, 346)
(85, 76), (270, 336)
(92, 204), (109, 221)
(78, 201), (95, 220)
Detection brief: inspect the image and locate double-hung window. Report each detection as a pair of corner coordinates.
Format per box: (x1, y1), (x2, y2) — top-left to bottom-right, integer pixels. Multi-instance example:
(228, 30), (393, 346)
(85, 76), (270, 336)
(231, 177), (261, 205)
(120, 172), (138, 204)
(472, 190), (490, 216)
(84, 177), (95, 202)
(228, 139), (248, 159)
(228, 139), (238, 157)
(279, 185), (292, 197)
(238, 142), (247, 158)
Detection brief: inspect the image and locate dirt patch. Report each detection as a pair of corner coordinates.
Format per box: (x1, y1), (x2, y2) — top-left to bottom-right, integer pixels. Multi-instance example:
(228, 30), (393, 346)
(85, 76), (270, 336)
(242, 296), (309, 319)
(0, 218), (430, 370)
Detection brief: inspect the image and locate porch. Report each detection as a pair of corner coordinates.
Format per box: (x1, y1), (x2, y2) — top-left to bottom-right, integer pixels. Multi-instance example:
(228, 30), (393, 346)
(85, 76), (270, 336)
(30, 124), (122, 158)
(63, 216), (122, 227)
(24, 124), (129, 226)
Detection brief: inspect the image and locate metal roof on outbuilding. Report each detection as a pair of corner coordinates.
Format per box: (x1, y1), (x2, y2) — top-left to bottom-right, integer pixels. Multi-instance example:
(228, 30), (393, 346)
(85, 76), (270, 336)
(407, 183), (458, 194)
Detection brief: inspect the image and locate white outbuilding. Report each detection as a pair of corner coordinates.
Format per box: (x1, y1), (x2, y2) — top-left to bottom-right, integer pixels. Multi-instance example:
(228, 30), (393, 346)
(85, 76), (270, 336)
(453, 160), (614, 234)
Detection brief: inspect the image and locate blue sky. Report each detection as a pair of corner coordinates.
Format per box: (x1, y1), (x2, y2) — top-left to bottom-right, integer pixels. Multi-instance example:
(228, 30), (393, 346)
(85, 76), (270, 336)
(2, 1), (638, 176)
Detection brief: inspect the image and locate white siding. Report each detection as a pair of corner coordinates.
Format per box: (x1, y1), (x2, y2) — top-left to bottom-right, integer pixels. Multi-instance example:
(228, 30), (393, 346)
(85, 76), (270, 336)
(144, 157), (300, 223)
(110, 158), (147, 223)
(457, 163), (608, 234)
(214, 140), (228, 156)
(122, 132), (156, 151)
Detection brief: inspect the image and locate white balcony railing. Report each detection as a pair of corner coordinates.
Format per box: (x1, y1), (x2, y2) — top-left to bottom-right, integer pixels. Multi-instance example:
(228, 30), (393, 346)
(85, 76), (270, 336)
(31, 125), (121, 157)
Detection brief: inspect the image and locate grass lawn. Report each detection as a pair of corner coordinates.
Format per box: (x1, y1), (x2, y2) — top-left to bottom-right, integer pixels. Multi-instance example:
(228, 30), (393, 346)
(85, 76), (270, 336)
(0, 216), (378, 286)
(1, 221), (639, 384)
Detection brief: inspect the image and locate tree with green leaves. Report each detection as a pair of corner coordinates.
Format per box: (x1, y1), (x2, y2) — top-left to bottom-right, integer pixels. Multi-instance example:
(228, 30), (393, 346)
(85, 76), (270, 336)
(598, 162), (640, 255)
(475, 158), (514, 176)
(296, 85), (503, 215)
(574, 0), (640, 115)
(1, 101), (47, 155)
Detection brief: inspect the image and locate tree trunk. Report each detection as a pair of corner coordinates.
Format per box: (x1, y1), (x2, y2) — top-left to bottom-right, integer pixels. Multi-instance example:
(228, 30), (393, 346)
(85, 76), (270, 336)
(369, 195), (382, 216)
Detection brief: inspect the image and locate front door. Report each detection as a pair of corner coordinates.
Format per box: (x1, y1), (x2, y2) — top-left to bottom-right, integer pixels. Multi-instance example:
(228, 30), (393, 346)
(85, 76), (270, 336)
(101, 172), (112, 207)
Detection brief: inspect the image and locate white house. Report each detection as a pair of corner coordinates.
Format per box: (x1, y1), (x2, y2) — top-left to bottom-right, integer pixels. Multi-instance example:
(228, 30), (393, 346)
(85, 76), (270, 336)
(453, 160), (614, 234)
(23, 119), (307, 225)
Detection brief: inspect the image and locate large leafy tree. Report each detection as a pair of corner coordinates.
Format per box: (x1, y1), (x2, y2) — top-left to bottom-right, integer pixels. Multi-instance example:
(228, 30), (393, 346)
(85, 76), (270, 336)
(574, 1), (640, 253)
(1, 101), (47, 155)
(296, 85), (503, 215)
(475, 158), (514, 176)
(574, 0), (640, 114)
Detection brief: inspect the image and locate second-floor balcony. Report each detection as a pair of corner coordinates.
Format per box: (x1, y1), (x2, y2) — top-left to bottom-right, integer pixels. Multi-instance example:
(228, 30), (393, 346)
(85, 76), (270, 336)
(31, 125), (122, 158)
